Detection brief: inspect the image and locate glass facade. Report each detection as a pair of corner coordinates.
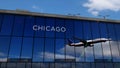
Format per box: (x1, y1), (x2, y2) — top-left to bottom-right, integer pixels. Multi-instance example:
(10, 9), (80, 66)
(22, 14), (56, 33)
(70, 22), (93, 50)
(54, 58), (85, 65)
(0, 13), (120, 68)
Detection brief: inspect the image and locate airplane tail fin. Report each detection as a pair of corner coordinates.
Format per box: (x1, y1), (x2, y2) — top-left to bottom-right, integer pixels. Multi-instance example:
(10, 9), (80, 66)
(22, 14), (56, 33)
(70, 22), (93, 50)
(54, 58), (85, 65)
(68, 39), (73, 45)
(73, 36), (87, 44)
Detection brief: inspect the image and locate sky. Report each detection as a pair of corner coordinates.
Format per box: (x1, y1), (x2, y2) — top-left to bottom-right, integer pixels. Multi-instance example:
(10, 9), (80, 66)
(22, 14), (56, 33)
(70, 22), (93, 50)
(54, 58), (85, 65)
(0, 0), (120, 20)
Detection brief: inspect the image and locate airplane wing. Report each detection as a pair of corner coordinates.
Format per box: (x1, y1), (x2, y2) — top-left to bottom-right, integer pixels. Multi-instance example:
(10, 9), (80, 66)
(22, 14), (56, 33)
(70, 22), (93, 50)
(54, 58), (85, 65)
(87, 38), (110, 44)
(69, 42), (84, 46)
(73, 37), (87, 44)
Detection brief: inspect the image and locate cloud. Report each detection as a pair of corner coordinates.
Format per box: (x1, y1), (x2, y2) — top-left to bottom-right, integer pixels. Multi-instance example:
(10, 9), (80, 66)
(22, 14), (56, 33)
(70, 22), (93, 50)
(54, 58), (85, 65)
(36, 38), (120, 62)
(38, 52), (80, 61)
(0, 58), (7, 62)
(83, 0), (120, 16)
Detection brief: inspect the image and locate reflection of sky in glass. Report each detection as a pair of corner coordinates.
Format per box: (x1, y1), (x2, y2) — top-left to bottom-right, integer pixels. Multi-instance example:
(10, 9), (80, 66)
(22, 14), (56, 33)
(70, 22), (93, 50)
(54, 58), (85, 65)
(0, 13), (120, 63)
(0, 14), (14, 35)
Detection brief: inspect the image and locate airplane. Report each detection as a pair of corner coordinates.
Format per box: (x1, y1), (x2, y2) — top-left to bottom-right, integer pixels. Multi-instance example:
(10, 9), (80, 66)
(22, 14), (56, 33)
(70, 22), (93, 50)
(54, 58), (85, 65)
(67, 37), (111, 48)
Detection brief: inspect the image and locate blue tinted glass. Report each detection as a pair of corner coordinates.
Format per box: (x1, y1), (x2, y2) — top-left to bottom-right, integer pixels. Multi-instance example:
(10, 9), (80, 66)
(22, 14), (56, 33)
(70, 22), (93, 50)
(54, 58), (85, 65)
(21, 38), (33, 59)
(24, 16), (35, 37)
(7, 63), (16, 68)
(114, 63), (120, 68)
(114, 24), (120, 62)
(83, 21), (94, 62)
(32, 63), (40, 68)
(95, 63), (104, 68)
(12, 15), (25, 36)
(91, 22), (103, 60)
(105, 63), (113, 68)
(8, 37), (22, 59)
(91, 63), (95, 68)
(107, 23), (119, 62)
(26, 63), (31, 68)
(84, 63), (90, 68)
(65, 39), (75, 61)
(44, 38), (54, 62)
(99, 22), (112, 62)
(74, 20), (83, 38)
(55, 39), (65, 62)
(76, 63), (83, 68)
(17, 63), (25, 68)
(63, 63), (71, 68)
(45, 18), (55, 38)
(34, 17), (45, 37)
(33, 38), (44, 62)
(40, 63), (49, 68)
(55, 19), (65, 38)
(1, 63), (6, 68)
(0, 14), (3, 31)
(55, 63), (63, 68)
(0, 14), (14, 35)
(65, 20), (74, 38)
(0, 37), (10, 62)
(74, 20), (85, 62)
(50, 63), (54, 68)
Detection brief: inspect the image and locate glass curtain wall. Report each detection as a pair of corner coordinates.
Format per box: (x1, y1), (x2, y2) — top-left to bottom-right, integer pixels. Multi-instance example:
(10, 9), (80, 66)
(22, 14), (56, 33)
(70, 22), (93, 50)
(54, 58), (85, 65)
(0, 13), (120, 68)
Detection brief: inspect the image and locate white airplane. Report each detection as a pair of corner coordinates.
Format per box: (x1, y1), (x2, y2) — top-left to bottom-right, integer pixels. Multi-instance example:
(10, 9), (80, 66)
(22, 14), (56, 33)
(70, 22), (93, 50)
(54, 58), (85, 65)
(68, 37), (111, 48)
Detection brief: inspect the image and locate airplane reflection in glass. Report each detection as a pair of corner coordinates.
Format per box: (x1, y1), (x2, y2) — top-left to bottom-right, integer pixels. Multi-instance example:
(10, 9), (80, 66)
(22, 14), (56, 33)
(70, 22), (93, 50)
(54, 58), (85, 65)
(68, 37), (111, 48)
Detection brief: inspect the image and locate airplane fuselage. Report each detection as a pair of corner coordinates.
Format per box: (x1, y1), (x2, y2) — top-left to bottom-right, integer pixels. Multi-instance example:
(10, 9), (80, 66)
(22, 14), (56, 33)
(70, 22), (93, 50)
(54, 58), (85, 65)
(68, 38), (111, 47)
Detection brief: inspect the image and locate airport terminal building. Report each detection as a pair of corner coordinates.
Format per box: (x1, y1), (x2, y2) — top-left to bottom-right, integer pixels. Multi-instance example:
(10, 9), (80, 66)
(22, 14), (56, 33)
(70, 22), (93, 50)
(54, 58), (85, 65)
(0, 9), (120, 68)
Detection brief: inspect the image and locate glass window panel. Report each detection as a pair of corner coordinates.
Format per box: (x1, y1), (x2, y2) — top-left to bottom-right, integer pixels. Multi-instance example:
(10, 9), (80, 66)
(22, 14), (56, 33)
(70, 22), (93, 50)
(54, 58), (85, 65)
(1, 63), (6, 68)
(17, 63), (25, 68)
(35, 17), (45, 37)
(40, 63), (49, 68)
(0, 14), (14, 36)
(114, 63), (120, 68)
(26, 63), (31, 68)
(74, 20), (84, 62)
(55, 19), (65, 38)
(24, 16), (35, 37)
(55, 39), (65, 62)
(44, 38), (54, 62)
(33, 38), (44, 62)
(65, 39), (75, 62)
(83, 21), (94, 62)
(107, 23), (119, 62)
(65, 20), (74, 38)
(21, 38), (33, 60)
(95, 63), (104, 68)
(0, 37), (10, 62)
(55, 63), (63, 68)
(45, 18), (55, 38)
(71, 63), (75, 68)
(0, 14), (3, 31)
(8, 37), (22, 59)
(114, 24), (120, 62)
(50, 63), (54, 68)
(83, 63), (90, 68)
(76, 63), (83, 68)
(12, 15), (25, 36)
(65, 20), (75, 62)
(99, 23), (112, 62)
(91, 63), (95, 68)
(63, 63), (70, 68)
(7, 63), (16, 68)
(32, 63), (40, 68)
(104, 63), (113, 68)
(91, 22), (103, 61)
